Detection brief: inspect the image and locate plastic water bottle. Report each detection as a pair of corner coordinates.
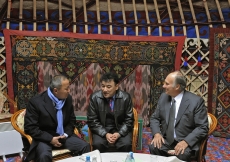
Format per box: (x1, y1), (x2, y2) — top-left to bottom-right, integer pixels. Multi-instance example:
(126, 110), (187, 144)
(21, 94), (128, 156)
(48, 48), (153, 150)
(92, 156), (97, 162)
(125, 152), (135, 162)
(85, 155), (90, 162)
(130, 152), (135, 161)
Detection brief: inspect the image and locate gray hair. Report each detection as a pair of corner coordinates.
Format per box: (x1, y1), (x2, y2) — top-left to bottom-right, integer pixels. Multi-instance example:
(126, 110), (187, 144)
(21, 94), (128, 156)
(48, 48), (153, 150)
(49, 75), (68, 91)
(173, 71), (187, 91)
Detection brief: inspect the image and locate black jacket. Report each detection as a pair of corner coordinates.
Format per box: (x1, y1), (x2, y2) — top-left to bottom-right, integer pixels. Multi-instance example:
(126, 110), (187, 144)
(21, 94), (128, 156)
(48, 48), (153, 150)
(24, 91), (76, 160)
(87, 89), (134, 137)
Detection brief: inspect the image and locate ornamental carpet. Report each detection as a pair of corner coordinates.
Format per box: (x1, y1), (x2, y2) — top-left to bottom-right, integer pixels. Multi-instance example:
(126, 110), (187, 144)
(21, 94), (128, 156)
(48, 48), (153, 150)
(1, 128), (230, 162)
(4, 29), (184, 126)
(209, 28), (230, 138)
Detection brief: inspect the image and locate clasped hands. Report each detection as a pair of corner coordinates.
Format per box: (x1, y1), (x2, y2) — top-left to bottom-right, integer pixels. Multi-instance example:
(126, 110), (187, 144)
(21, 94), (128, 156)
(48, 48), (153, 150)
(151, 133), (188, 155)
(50, 135), (66, 147)
(106, 132), (120, 144)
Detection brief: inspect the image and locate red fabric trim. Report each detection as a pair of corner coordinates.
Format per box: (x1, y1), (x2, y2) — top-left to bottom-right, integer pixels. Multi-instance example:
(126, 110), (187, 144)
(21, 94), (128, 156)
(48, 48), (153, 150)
(3, 29), (185, 112)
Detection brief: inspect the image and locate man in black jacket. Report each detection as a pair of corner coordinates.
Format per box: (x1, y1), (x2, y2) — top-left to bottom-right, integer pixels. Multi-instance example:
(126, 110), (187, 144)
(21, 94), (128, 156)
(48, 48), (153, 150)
(24, 75), (90, 162)
(87, 72), (134, 152)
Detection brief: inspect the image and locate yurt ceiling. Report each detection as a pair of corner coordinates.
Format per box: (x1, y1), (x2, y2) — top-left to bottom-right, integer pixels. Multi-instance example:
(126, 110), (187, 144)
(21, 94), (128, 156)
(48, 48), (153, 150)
(0, 0), (229, 35)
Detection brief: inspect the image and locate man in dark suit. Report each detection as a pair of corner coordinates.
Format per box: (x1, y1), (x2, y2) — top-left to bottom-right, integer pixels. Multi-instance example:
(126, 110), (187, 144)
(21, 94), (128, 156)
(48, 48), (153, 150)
(87, 72), (134, 152)
(148, 71), (209, 161)
(24, 75), (90, 162)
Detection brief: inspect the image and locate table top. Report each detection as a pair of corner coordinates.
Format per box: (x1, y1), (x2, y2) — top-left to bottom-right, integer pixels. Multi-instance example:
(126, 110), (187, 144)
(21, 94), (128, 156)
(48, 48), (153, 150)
(57, 152), (183, 162)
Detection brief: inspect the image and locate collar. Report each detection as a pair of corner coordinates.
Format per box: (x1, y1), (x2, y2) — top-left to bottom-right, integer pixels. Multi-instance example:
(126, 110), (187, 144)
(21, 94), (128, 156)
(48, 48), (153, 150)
(173, 91), (184, 103)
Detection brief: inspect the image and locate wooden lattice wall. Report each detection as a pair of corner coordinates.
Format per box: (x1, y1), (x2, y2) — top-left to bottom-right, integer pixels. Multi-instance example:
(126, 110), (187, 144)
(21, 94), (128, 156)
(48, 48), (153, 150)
(0, 0), (230, 110)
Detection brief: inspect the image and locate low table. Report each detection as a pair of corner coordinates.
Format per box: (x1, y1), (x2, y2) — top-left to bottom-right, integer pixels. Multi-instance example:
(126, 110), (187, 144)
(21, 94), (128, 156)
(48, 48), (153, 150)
(57, 152), (183, 162)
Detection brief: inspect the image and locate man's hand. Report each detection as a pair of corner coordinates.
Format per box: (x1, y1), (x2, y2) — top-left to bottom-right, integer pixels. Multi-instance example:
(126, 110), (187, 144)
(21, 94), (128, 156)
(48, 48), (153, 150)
(106, 133), (120, 144)
(106, 133), (115, 144)
(50, 136), (63, 147)
(150, 133), (165, 149)
(174, 140), (188, 155)
(112, 132), (120, 142)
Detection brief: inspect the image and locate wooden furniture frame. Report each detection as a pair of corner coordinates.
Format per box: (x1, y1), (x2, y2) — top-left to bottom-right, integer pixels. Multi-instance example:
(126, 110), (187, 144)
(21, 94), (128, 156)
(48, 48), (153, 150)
(191, 113), (217, 162)
(0, 92), (18, 122)
(88, 107), (139, 152)
(11, 109), (80, 161)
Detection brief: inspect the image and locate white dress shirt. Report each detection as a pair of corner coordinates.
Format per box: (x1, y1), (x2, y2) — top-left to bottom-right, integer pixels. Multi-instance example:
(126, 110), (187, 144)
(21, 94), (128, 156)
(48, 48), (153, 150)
(173, 91), (184, 139)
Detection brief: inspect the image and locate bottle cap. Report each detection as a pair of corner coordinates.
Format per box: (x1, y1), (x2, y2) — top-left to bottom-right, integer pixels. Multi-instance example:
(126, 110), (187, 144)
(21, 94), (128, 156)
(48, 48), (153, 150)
(130, 152), (133, 158)
(86, 155), (90, 160)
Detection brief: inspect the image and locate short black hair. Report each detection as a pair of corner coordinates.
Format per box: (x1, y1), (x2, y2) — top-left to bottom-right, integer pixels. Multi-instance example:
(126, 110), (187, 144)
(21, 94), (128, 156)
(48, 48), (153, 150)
(100, 72), (119, 84)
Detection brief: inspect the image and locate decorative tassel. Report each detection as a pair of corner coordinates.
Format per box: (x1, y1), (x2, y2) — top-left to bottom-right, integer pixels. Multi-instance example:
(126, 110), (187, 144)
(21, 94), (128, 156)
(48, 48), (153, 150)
(183, 56), (188, 67)
(197, 55), (202, 68)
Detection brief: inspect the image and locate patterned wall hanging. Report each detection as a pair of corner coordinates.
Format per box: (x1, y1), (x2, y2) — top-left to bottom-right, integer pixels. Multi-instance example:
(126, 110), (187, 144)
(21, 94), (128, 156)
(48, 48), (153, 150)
(4, 29), (185, 125)
(209, 28), (230, 138)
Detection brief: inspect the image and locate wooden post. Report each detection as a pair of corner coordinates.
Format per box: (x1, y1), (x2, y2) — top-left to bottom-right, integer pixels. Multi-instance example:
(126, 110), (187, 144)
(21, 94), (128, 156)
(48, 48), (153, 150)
(215, 0), (226, 28)
(72, 0), (76, 33)
(83, 0), (88, 34)
(58, 0), (62, 31)
(143, 0), (150, 35)
(44, 0), (49, 31)
(153, 0), (162, 36)
(96, 0), (101, 34)
(33, 0), (37, 31)
(120, 0), (127, 35)
(203, 0), (213, 28)
(132, 0), (138, 36)
(107, 0), (112, 35)
(166, 0), (174, 36)
(19, 0), (23, 30)
(177, 0), (187, 36)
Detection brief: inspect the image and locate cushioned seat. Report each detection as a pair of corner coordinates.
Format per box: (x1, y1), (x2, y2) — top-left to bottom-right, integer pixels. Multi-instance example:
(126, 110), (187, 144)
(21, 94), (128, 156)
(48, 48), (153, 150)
(11, 109), (80, 161)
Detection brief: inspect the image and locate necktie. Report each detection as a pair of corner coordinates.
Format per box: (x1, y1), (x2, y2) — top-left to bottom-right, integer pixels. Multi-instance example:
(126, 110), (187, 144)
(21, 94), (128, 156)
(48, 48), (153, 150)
(166, 98), (176, 145)
(109, 98), (113, 112)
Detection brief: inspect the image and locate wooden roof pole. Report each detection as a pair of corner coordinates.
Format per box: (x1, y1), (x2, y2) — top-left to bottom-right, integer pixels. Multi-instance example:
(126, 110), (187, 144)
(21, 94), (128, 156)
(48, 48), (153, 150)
(215, 0), (226, 28)
(143, 0), (150, 35)
(203, 0), (213, 28)
(58, 0), (62, 31)
(177, 0), (187, 73)
(19, 0), (23, 30)
(188, 0), (200, 47)
(96, 0), (101, 34)
(83, 0), (88, 34)
(132, 0), (138, 36)
(153, 0), (162, 36)
(6, 0), (11, 29)
(107, 0), (113, 35)
(177, 0), (187, 37)
(188, 0), (204, 76)
(166, 0), (174, 36)
(120, 0), (127, 35)
(72, 0), (76, 33)
(44, 0), (49, 31)
(33, 0), (37, 31)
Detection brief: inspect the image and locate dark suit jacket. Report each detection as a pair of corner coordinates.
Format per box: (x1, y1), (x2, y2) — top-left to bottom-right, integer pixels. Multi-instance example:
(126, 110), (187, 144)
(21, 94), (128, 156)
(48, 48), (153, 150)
(150, 91), (209, 151)
(24, 91), (76, 160)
